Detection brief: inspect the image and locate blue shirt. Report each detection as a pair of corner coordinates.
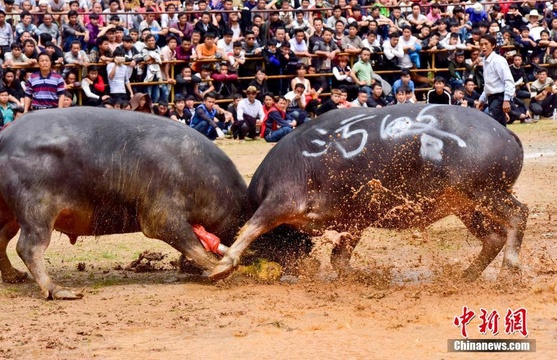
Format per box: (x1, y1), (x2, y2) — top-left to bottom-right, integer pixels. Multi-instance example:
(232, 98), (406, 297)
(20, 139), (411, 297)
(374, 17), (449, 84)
(0, 104), (14, 126)
(392, 79), (415, 95)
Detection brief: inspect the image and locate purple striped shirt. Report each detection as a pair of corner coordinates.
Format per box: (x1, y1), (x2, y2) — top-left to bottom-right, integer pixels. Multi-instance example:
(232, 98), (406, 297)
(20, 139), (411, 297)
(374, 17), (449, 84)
(25, 71), (65, 109)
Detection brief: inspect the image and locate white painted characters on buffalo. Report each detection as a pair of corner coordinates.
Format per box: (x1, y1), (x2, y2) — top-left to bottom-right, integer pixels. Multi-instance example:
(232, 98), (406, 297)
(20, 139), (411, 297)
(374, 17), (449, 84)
(380, 105), (467, 162)
(302, 114), (373, 158)
(301, 105), (467, 162)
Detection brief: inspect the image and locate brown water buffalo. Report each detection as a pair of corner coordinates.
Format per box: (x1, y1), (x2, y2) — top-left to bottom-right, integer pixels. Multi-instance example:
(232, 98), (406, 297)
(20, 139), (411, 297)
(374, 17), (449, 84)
(0, 108), (247, 299)
(211, 104), (528, 281)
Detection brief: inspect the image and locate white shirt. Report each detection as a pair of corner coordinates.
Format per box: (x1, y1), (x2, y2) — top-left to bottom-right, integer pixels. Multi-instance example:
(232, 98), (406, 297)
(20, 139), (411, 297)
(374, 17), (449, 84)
(107, 62), (129, 94)
(217, 39), (233, 54)
(289, 38), (308, 52)
(237, 98), (264, 121)
(479, 50), (515, 103)
(382, 40), (405, 66)
(396, 36), (418, 69)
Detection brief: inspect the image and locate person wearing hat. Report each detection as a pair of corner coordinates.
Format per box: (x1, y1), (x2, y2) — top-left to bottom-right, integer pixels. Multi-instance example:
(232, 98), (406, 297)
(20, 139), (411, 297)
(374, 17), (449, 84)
(477, 34), (515, 127)
(0, 10), (12, 56)
(130, 92), (153, 113)
(234, 85), (265, 140)
(525, 9), (544, 40)
(467, 2), (488, 27)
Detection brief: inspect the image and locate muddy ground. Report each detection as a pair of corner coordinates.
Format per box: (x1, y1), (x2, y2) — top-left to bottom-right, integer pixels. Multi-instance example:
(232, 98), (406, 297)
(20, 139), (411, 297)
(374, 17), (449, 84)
(1, 119), (556, 359)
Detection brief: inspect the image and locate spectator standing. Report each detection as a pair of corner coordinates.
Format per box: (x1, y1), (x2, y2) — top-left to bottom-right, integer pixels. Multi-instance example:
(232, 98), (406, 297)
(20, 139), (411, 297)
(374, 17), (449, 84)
(23, 53), (65, 112)
(0, 10), (14, 54)
(313, 27), (340, 73)
(81, 65), (110, 106)
(477, 34), (515, 127)
(107, 48), (134, 101)
(350, 47), (375, 96)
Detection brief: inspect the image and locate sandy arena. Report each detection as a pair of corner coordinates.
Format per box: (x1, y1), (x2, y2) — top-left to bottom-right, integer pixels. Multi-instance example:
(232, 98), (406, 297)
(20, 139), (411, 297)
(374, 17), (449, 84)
(0, 120), (556, 359)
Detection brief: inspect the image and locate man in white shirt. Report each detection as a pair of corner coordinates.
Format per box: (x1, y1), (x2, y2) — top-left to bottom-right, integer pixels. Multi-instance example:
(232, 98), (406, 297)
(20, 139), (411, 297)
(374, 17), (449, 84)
(398, 26), (418, 69)
(217, 29), (234, 54)
(235, 85), (265, 140)
(477, 34), (515, 127)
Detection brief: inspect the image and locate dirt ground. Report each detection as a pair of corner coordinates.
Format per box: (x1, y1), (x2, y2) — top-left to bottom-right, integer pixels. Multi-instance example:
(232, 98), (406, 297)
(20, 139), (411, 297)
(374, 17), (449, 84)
(1, 119), (557, 359)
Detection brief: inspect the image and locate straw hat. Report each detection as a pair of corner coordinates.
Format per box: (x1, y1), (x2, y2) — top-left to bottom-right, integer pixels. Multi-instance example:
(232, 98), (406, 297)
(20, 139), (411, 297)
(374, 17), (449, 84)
(473, 3), (483, 13)
(526, 9), (541, 20)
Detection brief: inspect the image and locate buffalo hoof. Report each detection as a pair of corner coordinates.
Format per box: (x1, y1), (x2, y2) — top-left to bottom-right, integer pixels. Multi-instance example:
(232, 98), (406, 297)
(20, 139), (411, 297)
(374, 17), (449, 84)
(1, 268), (29, 283)
(209, 256), (239, 281)
(497, 266), (522, 287)
(48, 288), (84, 300)
(461, 268), (481, 282)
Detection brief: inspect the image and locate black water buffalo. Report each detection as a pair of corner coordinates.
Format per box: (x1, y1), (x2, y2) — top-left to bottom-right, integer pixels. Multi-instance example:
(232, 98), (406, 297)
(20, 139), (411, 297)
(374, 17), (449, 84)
(0, 108), (247, 299)
(211, 104), (528, 281)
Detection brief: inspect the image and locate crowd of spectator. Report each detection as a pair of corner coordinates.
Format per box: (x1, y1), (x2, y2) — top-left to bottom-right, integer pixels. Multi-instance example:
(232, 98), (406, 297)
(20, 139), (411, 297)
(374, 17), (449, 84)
(1, 0), (556, 139)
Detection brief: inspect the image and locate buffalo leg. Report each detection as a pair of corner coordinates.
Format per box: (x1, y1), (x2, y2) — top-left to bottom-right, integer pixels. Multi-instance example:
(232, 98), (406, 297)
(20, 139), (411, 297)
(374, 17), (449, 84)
(498, 196), (528, 275)
(210, 206), (288, 280)
(0, 218), (27, 283)
(458, 193), (528, 280)
(140, 214), (220, 272)
(16, 222), (81, 300)
(459, 210), (507, 281)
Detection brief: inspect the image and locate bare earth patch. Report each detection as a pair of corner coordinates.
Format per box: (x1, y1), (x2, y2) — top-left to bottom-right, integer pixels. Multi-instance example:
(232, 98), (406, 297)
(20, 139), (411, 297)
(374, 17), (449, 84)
(1, 121), (557, 359)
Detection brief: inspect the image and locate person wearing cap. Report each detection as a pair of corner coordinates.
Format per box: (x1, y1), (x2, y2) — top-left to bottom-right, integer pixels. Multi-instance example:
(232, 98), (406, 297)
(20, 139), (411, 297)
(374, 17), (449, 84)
(466, 2), (488, 27)
(24, 52), (65, 112)
(235, 85), (265, 140)
(477, 34), (515, 127)
(0, 10), (13, 56)
(525, 9), (544, 40)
